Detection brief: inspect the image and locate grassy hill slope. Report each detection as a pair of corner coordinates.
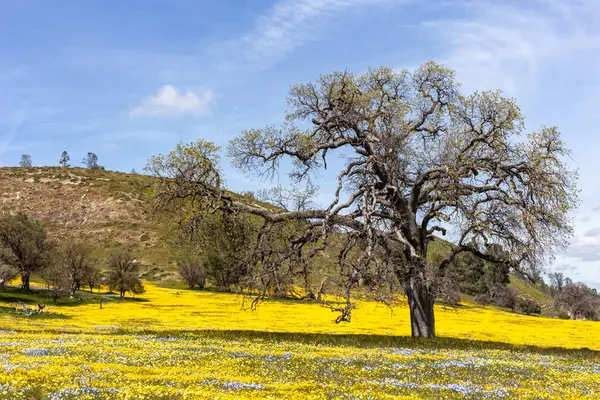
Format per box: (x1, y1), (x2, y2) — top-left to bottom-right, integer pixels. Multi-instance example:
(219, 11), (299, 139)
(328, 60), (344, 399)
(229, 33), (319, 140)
(0, 166), (557, 307)
(0, 166), (178, 278)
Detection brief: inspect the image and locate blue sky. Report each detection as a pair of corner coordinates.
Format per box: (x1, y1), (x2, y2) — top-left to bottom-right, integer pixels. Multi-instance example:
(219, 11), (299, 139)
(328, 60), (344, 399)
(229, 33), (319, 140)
(1, 0), (600, 287)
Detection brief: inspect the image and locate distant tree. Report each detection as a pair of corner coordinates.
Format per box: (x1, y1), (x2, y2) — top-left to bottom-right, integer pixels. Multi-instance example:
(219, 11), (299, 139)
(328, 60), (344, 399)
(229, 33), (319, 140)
(494, 286), (519, 311)
(19, 154), (32, 168)
(105, 250), (144, 298)
(82, 152), (98, 169)
(474, 293), (491, 306)
(59, 151), (70, 167)
(197, 213), (253, 291)
(549, 272), (565, 293)
(555, 282), (600, 320)
(0, 213), (53, 290)
(131, 169), (137, 174)
(40, 262), (71, 302)
(177, 252), (206, 289)
(516, 296), (542, 315)
(438, 276), (461, 306)
(447, 243), (511, 299)
(62, 241), (99, 297)
(565, 277), (573, 287)
(0, 264), (18, 289)
(446, 251), (486, 295)
(85, 266), (103, 293)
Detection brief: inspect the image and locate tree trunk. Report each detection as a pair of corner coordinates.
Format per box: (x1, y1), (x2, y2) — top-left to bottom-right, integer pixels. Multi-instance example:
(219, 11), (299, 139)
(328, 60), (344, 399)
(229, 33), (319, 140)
(120, 290), (125, 298)
(404, 275), (436, 338)
(21, 273), (31, 291)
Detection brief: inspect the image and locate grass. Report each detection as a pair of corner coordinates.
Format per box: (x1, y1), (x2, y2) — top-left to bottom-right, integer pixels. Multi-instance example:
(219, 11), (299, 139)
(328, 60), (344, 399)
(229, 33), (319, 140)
(0, 282), (599, 399)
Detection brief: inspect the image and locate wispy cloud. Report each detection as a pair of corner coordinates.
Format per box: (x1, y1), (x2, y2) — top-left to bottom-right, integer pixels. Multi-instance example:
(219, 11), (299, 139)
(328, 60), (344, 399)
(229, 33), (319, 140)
(584, 227), (600, 237)
(130, 85), (214, 118)
(0, 108), (28, 163)
(425, 0), (600, 96)
(217, 0), (405, 70)
(561, 234), (600, 262)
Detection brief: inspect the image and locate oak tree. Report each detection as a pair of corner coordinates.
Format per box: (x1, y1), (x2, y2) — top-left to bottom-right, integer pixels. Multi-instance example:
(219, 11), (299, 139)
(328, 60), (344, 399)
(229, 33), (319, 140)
(0, 213), (53, 291)
(148, 62), (577, 337)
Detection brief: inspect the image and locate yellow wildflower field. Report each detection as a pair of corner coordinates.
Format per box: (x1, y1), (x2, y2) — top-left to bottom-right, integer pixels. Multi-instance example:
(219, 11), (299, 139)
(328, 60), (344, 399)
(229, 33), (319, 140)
(0, 283), (599, 399)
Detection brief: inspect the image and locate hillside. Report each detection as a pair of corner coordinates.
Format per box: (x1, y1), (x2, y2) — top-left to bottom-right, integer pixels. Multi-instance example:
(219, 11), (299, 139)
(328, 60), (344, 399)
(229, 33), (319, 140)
(1, 167), (598, 399)
(0, 166), (556, 306)
(0, 167), (178, 279)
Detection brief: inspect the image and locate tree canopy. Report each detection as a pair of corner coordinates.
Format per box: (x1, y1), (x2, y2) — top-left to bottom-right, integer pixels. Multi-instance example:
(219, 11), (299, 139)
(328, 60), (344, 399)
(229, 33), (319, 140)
(0, 213), (53, 291)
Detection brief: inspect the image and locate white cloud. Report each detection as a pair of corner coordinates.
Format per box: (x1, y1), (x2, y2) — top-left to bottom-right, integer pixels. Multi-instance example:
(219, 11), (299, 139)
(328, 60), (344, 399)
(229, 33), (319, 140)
(219, 0), (405, 70)
(129, 85), (214, 118)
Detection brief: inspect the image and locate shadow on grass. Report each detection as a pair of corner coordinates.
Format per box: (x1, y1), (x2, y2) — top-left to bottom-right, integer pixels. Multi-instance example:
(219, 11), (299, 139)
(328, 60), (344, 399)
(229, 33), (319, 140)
(0, 287), (149, 306)
(0, 305), (70, 320)
(122, 328), (600, 358)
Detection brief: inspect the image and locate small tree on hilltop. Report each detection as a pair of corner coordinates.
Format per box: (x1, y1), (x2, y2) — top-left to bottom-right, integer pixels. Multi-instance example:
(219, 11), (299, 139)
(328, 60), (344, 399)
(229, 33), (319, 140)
(19, 154), (32, 168)
(82, 152), (99, 169)
(105, 250), (144, 298)
(0, 213), (53, 291)
(59, 151), (70, 167)
(147, 62), (578, 338)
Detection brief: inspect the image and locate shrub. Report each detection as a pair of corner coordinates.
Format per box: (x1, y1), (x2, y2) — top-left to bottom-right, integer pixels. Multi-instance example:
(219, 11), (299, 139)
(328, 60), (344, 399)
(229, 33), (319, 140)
(0, 213), (54, 291)
(105, 250), (144, 298)
(439, 277), (461, 306)
(40, 263), (71, 302)
(177, 254), (206, 289)
(494, 286), (518, 311)
(474, 293), (491, 306)
(516, 296), (542, 315)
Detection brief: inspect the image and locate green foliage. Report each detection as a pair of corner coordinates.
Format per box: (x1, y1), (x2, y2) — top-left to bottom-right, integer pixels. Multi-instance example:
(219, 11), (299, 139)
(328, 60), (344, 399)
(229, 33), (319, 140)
(105, 250), (144, 298)
(145, 139), (221, 183)
(0, 264), (17, 288)
(517, 296), (542, 315)
(199, 213), (253, 290)
(0, 213), (54, 290)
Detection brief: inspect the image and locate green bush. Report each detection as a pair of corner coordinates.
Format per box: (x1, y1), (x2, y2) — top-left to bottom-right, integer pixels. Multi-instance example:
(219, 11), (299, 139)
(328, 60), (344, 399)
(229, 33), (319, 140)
(516, 296), (542, 315)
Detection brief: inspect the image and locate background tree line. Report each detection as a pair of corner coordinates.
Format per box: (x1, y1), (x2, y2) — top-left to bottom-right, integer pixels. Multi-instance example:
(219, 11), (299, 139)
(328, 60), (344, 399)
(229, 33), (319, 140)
(0, 213), (144, 300)
(17, 151), (104, 170)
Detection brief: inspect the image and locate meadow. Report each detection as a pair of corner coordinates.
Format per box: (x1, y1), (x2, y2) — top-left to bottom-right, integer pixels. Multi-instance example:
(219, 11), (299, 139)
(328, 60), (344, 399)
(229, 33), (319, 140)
(1, 283), (599, 399)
